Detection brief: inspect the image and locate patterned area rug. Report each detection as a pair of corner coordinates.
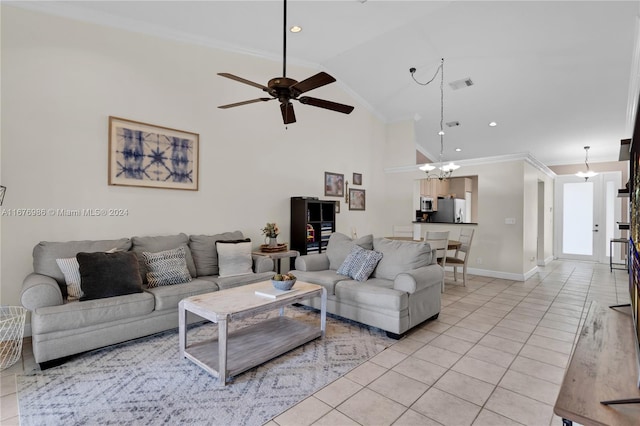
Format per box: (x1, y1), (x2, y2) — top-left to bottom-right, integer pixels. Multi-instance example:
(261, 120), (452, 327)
(17, 306), (393, 426)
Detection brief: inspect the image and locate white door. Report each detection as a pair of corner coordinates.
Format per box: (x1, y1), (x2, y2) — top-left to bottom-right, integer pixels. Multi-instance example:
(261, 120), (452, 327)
(555, 172), (621, 263)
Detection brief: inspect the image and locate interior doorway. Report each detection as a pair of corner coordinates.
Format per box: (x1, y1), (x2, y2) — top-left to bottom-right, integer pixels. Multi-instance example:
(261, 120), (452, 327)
(554, 172), (622, 263)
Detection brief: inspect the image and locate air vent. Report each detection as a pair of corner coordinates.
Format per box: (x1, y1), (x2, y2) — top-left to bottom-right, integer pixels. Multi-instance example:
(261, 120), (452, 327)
(446, 121), (460, 127)
(449, 78), (474, 90)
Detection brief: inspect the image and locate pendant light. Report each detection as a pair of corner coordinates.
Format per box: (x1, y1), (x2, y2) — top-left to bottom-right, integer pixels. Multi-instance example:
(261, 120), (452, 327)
(575, 146), (598, 181)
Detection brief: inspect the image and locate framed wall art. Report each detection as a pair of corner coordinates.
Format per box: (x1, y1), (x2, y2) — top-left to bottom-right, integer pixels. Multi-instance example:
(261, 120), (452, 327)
(349, 188), (366, 211)
(324, 171), (344, 197)
(108, 116), (199, 190)
(353, 173), (362, 185)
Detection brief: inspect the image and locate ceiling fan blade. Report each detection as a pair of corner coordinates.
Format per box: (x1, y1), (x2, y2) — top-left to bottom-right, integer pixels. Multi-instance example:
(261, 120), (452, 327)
(298, 96), (354, 114)
(217, 73), (270, 92)
(218, 98), (273, 109)
(280, 102), (296, 124)
(291, 72), (336, 95)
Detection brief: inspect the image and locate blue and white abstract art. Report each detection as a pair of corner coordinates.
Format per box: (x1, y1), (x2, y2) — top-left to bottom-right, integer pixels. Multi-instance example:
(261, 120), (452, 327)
(109, 117), (199, 190)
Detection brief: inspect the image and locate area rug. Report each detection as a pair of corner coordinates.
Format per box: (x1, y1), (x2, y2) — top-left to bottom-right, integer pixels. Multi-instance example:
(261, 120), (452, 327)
(17, 306), (393, 426)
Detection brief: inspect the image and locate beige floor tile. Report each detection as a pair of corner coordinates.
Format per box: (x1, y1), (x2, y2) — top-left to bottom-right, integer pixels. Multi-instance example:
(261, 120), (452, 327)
(422, 320), (453, 333)
(407, 328), (440, 344)
(274, 397), (333, 426)
(442, 306), (473, 319)
(337, 388), (406, 426)
(454, 318), (494, 333)
(547, 306), (583, 318)
(509, 356), (566, 385)
(1, 392), (19, 422)
(465, 312), (503, 325)
(443, 325), (486, 343)
(503, 312), (543, 325)
(451, 356), (507, 385)
(345, 361), (388, 386)
(368, 370), (430, 407)
(311, 409), (360, 426)
(518, 344), (570, 369)
(314, 377), (362, 408)
(393, 408), (443, 426)
(496, 318), (537, 333)
(537, 318), (579, 334)
(0, 375), (16, 398)
(466, 344), (516, 368)
(473, 306), (509, 319)
(370, 348), (408, 369)
(437, 313), (463, 325)
(543, 312), (580, 326)
(498, 370), (560, 405)
(434, 370), (495, 406)
(393, 356), (447, 386)
(527, 335), (573, 355)
(413, 344), (463, 369)
(472, 409), (525, 426)
(412, 387), (481, 426)
(488, 326), (531, 343)
(477, 334), (524, 355)
(533, 325), (576, 343)
(391, 337), (426, 355)
(510, 307), (545, 319)
(485, 387), (553, 426)
(429, 334), (475, 355)
(448, 301), (481, 312)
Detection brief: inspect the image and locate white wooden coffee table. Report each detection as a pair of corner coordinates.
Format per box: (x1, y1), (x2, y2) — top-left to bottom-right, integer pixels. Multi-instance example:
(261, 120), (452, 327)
(178, 280), (326, 385)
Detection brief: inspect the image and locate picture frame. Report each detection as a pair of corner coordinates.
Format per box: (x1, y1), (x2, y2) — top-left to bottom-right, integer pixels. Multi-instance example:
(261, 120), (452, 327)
(353, 173), (362, 185)
(335, 200), (341, 214)
(108, 116), (199, 191)
(349, 188), (366, 211)
(324, 171), (344, 197)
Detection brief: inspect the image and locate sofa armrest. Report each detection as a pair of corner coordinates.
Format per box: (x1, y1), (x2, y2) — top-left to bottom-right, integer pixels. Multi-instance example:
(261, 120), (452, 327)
(252, 255), (274, 273)
(393, 264), (444, 294)
(21, 273), (64, 311)
(294, 253), (330, 272)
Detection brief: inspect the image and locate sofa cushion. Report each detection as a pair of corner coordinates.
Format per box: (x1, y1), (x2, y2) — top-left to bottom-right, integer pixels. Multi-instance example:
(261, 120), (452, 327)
(337, 245), (383, 282)
(372, 238), (433, 280)
(189, 231), (244, 276)
(131, 234), (197, 282)
(326, 233), (374, 271)
(144, 278), (218, 311)
(335, 278), (409, 311)
(77, 251), (143, 301)
(33, 238), (132, 296)
(31, 291), (155, 335)
(214, 271), (274, 291)
(290, 269), (349, 296)
(143, 246), (192, 287)
(216, 239), (253, 278)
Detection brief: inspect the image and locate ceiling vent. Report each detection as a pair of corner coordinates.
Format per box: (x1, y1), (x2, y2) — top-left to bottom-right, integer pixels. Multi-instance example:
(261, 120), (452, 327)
(446, 121), (460, 127)
(449, 78), (474, 90)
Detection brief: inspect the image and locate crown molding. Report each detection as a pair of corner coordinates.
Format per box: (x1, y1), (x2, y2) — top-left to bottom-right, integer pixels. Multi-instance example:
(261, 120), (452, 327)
(627, 14), (640, 135)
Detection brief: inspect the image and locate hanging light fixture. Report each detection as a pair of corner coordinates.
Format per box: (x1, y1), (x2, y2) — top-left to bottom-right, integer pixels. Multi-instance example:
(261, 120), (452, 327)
(575, 146), (598, 181)
(412, 58), (460, 180)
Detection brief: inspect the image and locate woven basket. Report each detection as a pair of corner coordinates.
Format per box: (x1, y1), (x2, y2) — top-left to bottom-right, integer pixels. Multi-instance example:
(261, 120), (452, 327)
(0, 306), (27, 370)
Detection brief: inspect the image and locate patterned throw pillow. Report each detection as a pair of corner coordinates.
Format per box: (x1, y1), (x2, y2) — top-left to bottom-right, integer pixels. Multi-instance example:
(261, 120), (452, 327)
(56, 257), (84, 300)
(142, 246), (192, 288)
(216, 239), (253, 278)
(337, 245), (383, 282)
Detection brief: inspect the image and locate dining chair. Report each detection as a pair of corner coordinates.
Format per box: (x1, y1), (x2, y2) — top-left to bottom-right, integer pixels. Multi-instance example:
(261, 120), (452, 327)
(425, 230), (449, 292)
(392, 225), (413, 238)
(445, 228), (475, 287)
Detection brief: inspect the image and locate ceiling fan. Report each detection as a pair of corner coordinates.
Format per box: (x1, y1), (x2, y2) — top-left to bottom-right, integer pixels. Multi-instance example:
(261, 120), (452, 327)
(217, 0), (354, 124)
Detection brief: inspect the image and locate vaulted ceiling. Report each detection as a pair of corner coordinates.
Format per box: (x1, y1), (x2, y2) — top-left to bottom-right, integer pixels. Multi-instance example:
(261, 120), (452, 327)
(15, 1), (640, 166)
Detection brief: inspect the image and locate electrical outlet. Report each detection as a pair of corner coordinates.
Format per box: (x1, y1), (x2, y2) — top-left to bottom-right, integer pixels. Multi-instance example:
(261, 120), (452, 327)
(476, 257), (482, 264)
(505, 218), (516, 225)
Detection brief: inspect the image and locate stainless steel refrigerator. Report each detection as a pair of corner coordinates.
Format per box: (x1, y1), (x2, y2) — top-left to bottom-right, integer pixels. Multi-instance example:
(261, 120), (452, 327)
(432, 198), (466, 223)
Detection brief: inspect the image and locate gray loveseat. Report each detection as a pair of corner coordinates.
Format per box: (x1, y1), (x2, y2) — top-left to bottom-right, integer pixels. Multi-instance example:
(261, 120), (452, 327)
(293, 233), (443, 338)
(20, 231), (274, 366)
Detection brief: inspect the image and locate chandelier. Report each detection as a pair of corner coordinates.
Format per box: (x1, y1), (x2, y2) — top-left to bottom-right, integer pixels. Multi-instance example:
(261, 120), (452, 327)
(411, 58), (460, 180)
(575, 146), (597, 181)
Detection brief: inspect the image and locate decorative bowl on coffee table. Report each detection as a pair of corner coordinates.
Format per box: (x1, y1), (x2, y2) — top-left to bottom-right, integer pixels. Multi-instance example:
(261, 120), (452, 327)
(271, 278), (296, 291)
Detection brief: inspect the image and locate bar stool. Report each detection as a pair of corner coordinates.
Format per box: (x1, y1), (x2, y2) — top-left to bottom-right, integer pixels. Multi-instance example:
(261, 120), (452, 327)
(610, 238), (629, 272)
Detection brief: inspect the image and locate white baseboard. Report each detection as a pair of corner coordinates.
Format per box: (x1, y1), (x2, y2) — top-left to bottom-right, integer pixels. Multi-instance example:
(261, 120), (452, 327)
(449, 266), (528, 282)
(537, 256), (554, 266)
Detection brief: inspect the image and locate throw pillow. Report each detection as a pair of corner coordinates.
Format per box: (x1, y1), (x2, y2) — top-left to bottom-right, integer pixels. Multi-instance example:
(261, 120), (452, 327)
(337, 245), (383, 282)
(131, 234), (197, 282)
(326, 233), (374, 271)
(55, 257), (83, 300)
(216, 239), (253, 278)
(372, 238), (432, 280)
(142, 246), (192, 287)
(77, 251), (143, 301)
(189, 231), (244, 276)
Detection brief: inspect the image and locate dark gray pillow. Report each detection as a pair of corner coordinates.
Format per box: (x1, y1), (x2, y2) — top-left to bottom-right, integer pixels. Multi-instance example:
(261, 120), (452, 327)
(189, 231), (244, 276)
(77, 251), (143, 301)
(326, 233), (374, 270)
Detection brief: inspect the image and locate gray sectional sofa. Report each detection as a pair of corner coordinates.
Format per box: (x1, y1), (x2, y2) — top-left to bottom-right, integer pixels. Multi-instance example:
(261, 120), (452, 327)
(293, 233), (443, 338)
(20, 231), (274, 366)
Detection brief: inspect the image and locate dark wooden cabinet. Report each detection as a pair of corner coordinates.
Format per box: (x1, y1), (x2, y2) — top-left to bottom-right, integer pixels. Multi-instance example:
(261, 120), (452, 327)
(290, 197), (336, 258)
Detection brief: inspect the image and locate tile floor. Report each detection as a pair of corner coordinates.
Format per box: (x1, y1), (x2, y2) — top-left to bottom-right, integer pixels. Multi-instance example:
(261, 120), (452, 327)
(1, 260), (630, 426)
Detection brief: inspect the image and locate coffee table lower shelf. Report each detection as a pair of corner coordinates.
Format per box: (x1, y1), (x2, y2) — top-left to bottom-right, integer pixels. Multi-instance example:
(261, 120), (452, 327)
(184, 316), (321, 381)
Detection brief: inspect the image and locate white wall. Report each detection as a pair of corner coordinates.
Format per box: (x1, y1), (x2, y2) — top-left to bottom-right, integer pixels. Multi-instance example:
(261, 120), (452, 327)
(0, 6), (387, 307)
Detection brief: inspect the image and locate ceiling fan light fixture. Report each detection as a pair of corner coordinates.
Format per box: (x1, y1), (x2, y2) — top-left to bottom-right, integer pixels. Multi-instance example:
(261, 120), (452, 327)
(419, 164), (436, 172)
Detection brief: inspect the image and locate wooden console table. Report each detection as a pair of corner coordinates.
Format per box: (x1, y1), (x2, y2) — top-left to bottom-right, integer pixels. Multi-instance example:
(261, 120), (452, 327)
(554, 301), (640, 425)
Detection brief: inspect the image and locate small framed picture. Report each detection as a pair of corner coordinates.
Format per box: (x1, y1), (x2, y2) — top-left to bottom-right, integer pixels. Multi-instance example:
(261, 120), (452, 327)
(324, 171), (344, 197)
(353, 173), (362, 185)
(335, 200), (341, 214)
(349, 189), (366, 211)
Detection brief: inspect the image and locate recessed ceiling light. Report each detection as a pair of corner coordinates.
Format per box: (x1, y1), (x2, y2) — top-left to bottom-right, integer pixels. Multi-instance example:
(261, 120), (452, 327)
(290, 26), (302, 33)
(455, 148), (462, 152)
(489, 121), (497, 127)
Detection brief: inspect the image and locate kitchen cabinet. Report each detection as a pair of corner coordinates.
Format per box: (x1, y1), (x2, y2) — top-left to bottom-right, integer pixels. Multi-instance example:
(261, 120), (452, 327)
(449, 177), (472, 199)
